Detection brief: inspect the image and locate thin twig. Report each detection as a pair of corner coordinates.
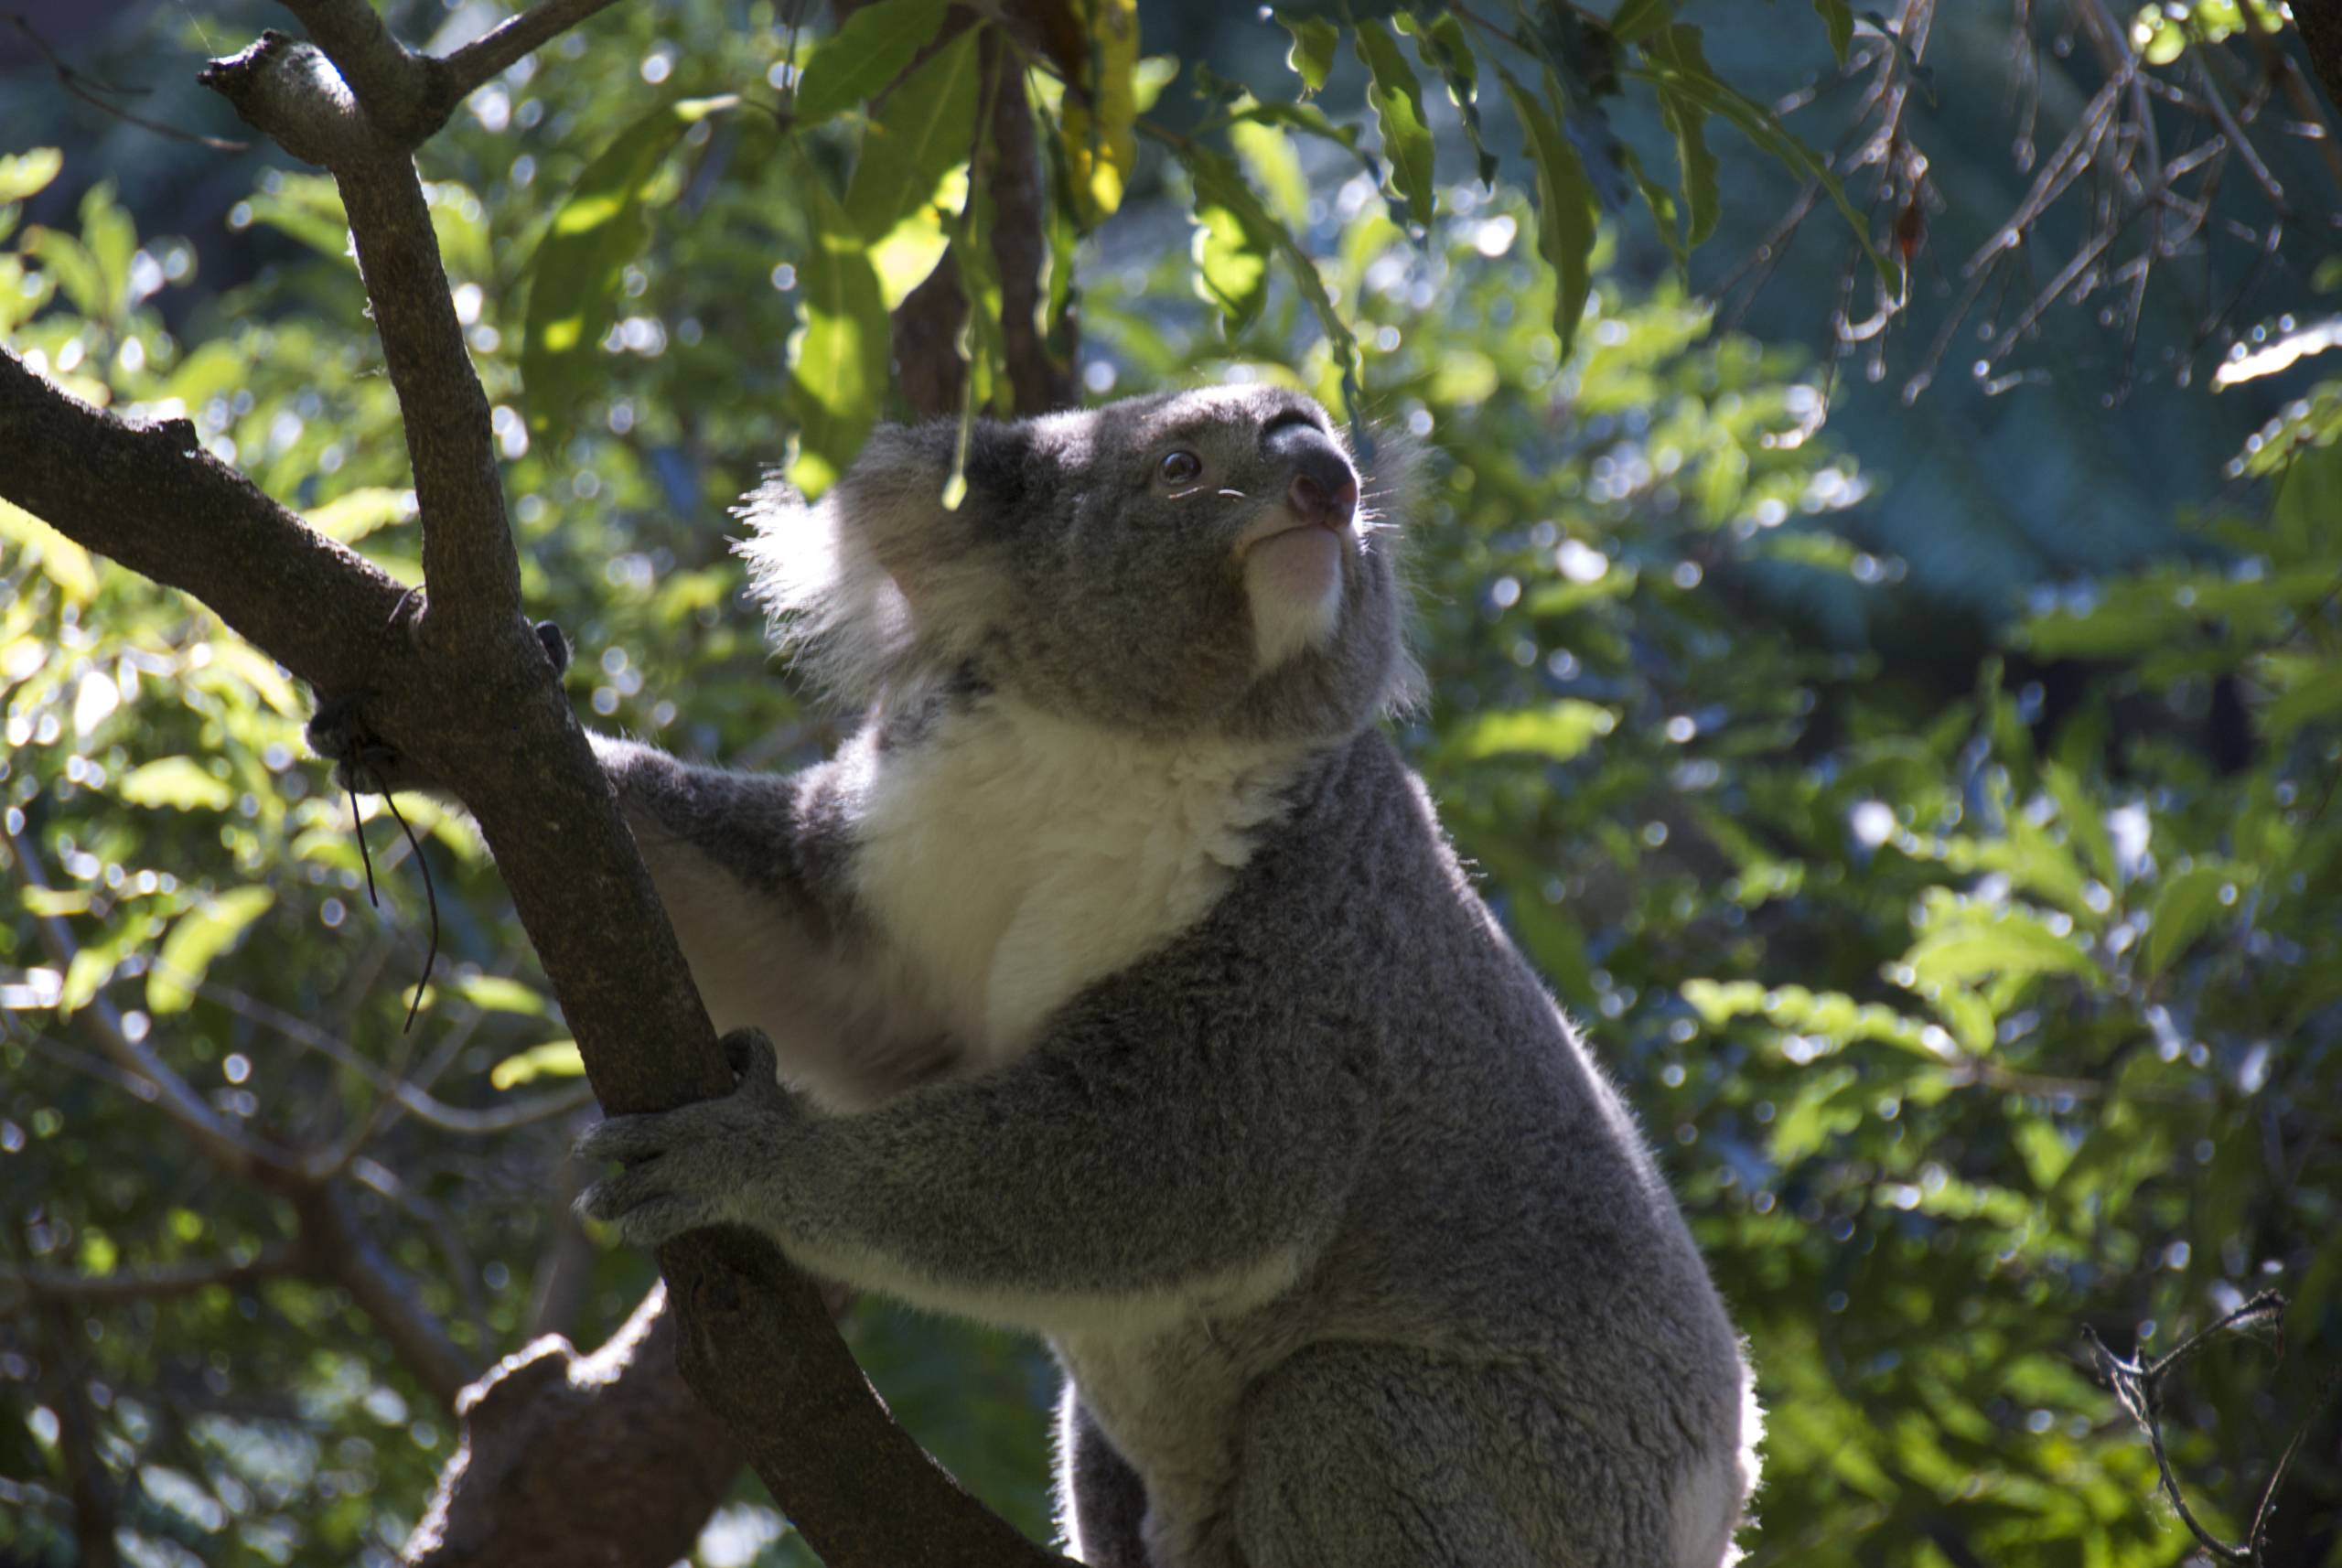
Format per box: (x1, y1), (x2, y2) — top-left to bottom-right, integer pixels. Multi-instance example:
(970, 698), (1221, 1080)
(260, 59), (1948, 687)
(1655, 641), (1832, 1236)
(3, 13), (250, 150)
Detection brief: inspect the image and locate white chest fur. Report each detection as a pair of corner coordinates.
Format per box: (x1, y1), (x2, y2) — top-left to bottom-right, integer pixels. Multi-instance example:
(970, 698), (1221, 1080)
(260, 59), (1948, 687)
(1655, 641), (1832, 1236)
(847, 700), (1295, 1069)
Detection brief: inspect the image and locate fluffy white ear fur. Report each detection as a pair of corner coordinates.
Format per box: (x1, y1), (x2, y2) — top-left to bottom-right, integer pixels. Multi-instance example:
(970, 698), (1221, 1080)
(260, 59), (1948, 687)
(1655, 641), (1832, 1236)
(733, 462), (1011, 706)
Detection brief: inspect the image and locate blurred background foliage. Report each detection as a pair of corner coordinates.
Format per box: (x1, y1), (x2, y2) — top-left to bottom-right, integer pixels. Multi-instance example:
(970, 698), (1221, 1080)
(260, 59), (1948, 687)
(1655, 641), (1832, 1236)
(4, 0), (2342, 1563)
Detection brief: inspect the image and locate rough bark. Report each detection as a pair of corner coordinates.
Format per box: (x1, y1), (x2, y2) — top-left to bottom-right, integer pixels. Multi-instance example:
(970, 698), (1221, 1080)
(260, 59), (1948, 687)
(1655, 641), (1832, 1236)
(2295, 2), (2342, 122)
(404, 1286), (743, 1567)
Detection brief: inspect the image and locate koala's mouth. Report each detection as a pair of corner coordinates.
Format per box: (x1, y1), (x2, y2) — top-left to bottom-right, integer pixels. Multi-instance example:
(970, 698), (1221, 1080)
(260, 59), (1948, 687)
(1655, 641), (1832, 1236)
(1234, 510), (1348, 559)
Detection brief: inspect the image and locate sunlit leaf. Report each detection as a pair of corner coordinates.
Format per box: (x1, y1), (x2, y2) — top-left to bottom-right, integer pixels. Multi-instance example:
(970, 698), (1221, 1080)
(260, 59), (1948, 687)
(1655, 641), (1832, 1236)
(490, 1040), (586, 1090)
(0, 499), (101, 602)
(1907, 910), (2103, 991)
(1447, 700), (1618, 763)
(0, 146), (62, 203)
(785, 153), (891, 498)
(1061, 0), (1141, 225)
(1281, 15), (1339, 92)
(844, 29), (981, 309)
(117, 757), (234, 811)
(304, 487), (415, 543)
(1354, 20), (1435, 228)
(148, 887), (274, 1014)
(1499, 69), (1599, 361)
(521, 95), (736, 434)
(1389, 13), (1494, 190)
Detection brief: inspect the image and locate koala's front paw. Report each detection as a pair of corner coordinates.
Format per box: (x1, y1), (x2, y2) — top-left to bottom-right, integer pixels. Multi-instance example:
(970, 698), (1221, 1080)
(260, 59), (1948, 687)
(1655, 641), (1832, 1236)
(575, 1030), (800, 1249)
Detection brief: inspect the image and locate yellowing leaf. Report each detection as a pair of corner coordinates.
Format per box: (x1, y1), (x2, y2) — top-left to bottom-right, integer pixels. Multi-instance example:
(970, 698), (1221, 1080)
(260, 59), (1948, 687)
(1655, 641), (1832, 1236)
(0, 146), (62, 203)
(449, 974), (550, 1015)
(1062, 0), (1140, 224)
(491, 1040), (585, 1090)
(117, 757), (234, 811)
(148, 887), (274, 1014)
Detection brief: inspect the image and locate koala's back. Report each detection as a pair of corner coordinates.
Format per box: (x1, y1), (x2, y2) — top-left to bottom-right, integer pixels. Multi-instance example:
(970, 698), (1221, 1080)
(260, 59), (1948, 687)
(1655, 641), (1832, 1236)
(1055, 730), (1756, 1566)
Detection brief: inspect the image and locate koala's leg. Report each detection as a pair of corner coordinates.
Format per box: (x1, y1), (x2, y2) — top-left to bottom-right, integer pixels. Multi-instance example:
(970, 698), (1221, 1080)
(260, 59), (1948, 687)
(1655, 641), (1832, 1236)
(1235, 1344), (1669, 1568)
(1055, 1385), (1151, 1568)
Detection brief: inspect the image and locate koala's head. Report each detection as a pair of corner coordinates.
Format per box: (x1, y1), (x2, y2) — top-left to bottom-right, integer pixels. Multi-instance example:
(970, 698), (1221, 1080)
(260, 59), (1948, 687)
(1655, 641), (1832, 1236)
(740, 385), (1419, 745)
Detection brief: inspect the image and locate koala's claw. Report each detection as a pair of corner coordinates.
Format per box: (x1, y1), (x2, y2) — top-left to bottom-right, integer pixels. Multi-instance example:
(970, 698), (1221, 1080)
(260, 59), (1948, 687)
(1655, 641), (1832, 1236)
(574, 1028), (796, 1248)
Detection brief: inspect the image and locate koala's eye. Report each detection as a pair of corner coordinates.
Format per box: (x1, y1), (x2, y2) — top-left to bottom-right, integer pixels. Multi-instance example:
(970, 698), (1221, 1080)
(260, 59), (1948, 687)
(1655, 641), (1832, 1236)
(1158, 450), (1204, 487)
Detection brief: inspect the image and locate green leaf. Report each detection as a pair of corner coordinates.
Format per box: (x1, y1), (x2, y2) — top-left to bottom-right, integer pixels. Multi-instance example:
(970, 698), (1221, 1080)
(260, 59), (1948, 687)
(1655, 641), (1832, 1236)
(1447, 701), (1618, 763)
(844, 29), (982, 309)
(304, 487), (415, 544)
(1609, 0), (1673, 44)
(2042, 762), (2117, 886)
(1646, 26), (1722, 247)
(489, 1040), (584, 1090)
(242, 172), (352, 262)
(1158, 128), (1364, 433)
(1281, 15), (1339, 92)
(1230, 117), (1308, 230)
(80, 183), (136, 312)
(2261, 657), (2342, 741)
(521, 95), (736, 435)
(2143, 864), (2244, 978)
(1222, 98), (1373, 175)
(1183, 144), (1275, 335)
(1907, 910), (2103, 992)
(116, 757), (233, 811)
(148, 887), (274, 1014)
(1628, 40), (1889, 281)
(791, 0), (951, 125)
(1353, 20), (1435, 228)
(23, 225), (106, 318)
(1499, 70), (1600, 361)
(786, 151), (892, 499)
(1813, 0), (1854, 62)
(0, 147), (62, 203)
(1395, 12), (1496, 188)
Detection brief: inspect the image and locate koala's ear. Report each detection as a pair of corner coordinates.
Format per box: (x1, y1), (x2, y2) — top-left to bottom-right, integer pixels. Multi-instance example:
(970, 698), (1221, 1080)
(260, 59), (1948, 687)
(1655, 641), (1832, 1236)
(735, 422), (1032, 703)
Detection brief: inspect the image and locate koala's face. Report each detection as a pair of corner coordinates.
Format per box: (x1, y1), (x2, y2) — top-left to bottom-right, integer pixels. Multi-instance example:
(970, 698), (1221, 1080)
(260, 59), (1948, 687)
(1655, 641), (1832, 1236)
(743, 386), (1414, 744)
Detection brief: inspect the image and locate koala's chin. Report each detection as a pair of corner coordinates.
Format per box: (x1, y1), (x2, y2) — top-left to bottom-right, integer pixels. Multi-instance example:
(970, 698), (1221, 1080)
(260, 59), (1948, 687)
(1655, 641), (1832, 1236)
(1240, 510), (1349, 671)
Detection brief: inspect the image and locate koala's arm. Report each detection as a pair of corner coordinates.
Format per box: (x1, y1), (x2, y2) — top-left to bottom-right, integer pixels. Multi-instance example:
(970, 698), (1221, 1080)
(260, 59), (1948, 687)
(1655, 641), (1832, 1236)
(581, 969), (1383, 1329)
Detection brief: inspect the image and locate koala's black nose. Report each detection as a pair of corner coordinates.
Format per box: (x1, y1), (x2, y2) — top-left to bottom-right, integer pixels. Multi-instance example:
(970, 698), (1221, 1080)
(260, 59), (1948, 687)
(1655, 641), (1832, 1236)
(1267, 420), (1359, 529)
(1288, 467), (1358, 528)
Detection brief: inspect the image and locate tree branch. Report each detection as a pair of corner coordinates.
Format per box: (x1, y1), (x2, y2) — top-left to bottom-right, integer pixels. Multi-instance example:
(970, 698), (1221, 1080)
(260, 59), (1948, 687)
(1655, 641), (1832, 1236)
(0, 1245), (300, 1307)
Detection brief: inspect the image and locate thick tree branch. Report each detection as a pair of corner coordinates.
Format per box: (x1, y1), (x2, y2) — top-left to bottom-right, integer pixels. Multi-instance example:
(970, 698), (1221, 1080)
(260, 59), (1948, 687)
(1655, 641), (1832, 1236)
(2293, 3), (2342, 122)
(202, 27), (521, 636)
(405, 1285), (741, 1568)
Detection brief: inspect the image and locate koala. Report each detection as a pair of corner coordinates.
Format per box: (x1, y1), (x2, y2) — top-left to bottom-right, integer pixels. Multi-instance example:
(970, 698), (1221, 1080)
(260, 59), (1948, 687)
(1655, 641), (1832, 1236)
(315, 385), (1759, 1567)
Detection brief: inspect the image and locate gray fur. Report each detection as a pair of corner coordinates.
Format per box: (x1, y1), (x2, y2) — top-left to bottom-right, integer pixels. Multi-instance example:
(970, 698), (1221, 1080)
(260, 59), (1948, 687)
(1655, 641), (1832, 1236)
(328, 385), (1758, 1564)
